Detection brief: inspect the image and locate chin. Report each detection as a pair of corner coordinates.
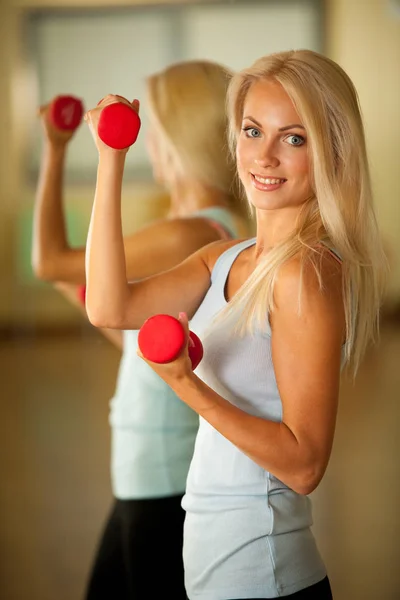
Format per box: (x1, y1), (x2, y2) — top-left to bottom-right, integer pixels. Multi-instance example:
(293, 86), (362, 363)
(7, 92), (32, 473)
(248, 194), (289, 212)
(248, 191), (310, 213)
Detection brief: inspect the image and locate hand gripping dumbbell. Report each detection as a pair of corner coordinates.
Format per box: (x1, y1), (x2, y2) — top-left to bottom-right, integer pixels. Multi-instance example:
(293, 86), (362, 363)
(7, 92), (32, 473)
(49, 95), (84, 131)
(97, 95), (141, 150)
(138, 314), (203, 371)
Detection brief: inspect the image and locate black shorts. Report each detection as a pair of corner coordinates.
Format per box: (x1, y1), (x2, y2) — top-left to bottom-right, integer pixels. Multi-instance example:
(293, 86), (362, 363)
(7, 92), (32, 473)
(84, 495), (186, 599)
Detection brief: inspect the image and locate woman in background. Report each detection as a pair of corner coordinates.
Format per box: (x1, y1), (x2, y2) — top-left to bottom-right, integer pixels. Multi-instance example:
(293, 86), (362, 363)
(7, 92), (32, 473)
(32, 60), (247, 599)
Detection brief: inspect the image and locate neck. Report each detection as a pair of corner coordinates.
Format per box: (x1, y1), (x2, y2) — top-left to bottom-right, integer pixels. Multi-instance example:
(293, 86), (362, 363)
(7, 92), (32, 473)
(252, 205), (304, 261)
(167, 178), (231, 218)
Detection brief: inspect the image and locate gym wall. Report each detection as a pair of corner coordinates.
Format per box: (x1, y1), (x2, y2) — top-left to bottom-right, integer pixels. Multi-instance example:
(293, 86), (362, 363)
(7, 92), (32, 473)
(0, 0), (322, 329)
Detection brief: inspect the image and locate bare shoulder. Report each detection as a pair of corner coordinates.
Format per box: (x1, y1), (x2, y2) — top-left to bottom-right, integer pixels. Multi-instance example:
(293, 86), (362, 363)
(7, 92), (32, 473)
(273, 249), (345, 335)
(201, 238), (250, 272)
(276, 248), (343, 298)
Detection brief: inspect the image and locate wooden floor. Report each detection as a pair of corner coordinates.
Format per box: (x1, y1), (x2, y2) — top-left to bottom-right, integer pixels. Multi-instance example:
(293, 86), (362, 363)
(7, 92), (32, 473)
(0, 322), (399, 600)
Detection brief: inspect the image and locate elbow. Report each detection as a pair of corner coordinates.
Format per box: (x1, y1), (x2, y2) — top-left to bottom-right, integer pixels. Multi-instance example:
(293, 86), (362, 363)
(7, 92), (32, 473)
(32, 257), (56, 282)
(85, 283), (132, 330)
(291, 464), (325, 496)
(86, 309), (111, 329)
(85, 303), (123, 330)
(293, 480), (318, 497)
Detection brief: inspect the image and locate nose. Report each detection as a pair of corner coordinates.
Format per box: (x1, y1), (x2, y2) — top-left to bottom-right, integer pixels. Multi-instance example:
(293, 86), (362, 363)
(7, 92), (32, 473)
(254, 141), (280, 169)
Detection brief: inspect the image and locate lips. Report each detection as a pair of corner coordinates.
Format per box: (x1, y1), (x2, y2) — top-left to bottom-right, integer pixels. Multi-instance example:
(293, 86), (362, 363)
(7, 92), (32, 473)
(253, 174), (286, 185)
(251, 173), (287, 191)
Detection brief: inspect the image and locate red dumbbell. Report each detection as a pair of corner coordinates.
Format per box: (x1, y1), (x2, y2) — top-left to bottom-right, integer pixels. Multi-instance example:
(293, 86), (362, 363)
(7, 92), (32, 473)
(138, 314), (203, 371)
(49, 95), (84, 131)
(97, 95), (141, 150)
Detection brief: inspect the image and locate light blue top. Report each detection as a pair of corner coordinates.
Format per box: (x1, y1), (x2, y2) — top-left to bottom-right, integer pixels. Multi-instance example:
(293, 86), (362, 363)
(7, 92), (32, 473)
(182, 238), (331, 599)
(109, 207), (239, 499)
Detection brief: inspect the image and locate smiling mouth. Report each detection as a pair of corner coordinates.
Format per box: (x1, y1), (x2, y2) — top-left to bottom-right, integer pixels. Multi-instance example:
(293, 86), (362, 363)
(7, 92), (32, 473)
(251, 174), (287, 192)
(252, 175), (287, 185)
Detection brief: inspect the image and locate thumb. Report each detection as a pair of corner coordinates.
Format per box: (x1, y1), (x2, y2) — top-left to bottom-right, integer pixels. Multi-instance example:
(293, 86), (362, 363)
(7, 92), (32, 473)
(131, 98), (140, 113)
(178, 312), (194, 347)
(178, 311), (189, 328)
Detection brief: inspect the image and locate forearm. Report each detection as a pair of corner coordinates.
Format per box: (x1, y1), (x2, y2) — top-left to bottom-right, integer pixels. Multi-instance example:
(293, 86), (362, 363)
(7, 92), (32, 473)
(32, 144), (70, 278)
(172, 374), (318, 495)
(85, 152), (130, 328)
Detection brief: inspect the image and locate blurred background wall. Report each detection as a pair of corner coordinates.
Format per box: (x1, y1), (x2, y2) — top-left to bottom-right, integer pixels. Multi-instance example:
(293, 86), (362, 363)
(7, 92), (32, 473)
(0, 1), (399, 599)
(0, 0), (324, 329)
(327, 0), (400, 308)
(0, 0), (399, 328)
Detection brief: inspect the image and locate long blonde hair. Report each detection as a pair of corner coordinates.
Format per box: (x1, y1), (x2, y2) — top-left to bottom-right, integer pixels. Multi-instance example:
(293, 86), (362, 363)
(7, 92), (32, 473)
(146, 60), (242, 213)
(221, 49), (387, 372)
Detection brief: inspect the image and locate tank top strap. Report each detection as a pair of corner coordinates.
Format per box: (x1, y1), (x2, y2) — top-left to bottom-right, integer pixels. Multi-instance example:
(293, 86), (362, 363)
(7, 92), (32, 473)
(211, 238), (256, 285)
(190, 206), (238, 240)
(205, 219), (233, 240)
(316, 241), (343, 264)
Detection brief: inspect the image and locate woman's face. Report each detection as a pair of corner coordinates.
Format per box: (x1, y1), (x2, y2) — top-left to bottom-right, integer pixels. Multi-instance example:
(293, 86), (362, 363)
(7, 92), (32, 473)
(236, 79), (313, 213)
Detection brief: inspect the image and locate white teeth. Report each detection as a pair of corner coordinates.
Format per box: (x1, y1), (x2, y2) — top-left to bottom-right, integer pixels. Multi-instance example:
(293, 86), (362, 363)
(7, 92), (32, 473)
(254, 175), (285, 185)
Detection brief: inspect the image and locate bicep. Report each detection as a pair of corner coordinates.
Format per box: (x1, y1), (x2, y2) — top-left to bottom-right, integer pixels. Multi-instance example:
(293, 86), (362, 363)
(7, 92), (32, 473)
(270, 258), (345, 469)
(51, 216), (220, 284)
(122, 248), (212, 329)
(39, 248), (86, 284)
(123, 218), (221, 281)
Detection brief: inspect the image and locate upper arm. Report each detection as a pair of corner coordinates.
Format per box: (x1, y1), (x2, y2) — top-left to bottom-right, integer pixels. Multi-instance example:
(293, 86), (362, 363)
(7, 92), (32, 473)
(36, 248), (86, 284)
(270, 253), (345, 487)
(37, 214), (227, 285)
(96, 239), (239, 330)
(123, 216), (224, 281)
(100, 245), (212, 330)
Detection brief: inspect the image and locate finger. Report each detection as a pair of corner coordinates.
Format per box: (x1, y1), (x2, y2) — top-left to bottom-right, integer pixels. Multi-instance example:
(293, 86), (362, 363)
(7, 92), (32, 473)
(178, 312), (192, 349)
(131, 99), (140, 113)
(97, 94), (120, 107)
(178, 312), (189, 330)
(115, 94), (129, 104)
(37, 104), (47, 117)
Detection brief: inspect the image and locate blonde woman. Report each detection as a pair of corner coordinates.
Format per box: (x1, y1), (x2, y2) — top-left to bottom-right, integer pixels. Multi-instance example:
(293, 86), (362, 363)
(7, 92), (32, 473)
(84, 50), (387, 599)
(32, 61), (246, 599)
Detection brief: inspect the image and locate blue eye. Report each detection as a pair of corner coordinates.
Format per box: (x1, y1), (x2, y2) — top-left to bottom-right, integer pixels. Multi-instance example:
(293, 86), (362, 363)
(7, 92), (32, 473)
(243, 127), (261, 138)
(285, 134), (305, 146)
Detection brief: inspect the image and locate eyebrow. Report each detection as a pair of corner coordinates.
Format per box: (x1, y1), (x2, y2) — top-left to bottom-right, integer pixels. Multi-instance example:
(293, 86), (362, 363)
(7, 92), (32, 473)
(278, 124), (305, 132)
(243, 116), (305, 132)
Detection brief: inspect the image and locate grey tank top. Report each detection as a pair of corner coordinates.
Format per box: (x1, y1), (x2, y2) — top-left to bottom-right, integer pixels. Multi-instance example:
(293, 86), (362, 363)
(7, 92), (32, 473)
(182, 238), (327, 599)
